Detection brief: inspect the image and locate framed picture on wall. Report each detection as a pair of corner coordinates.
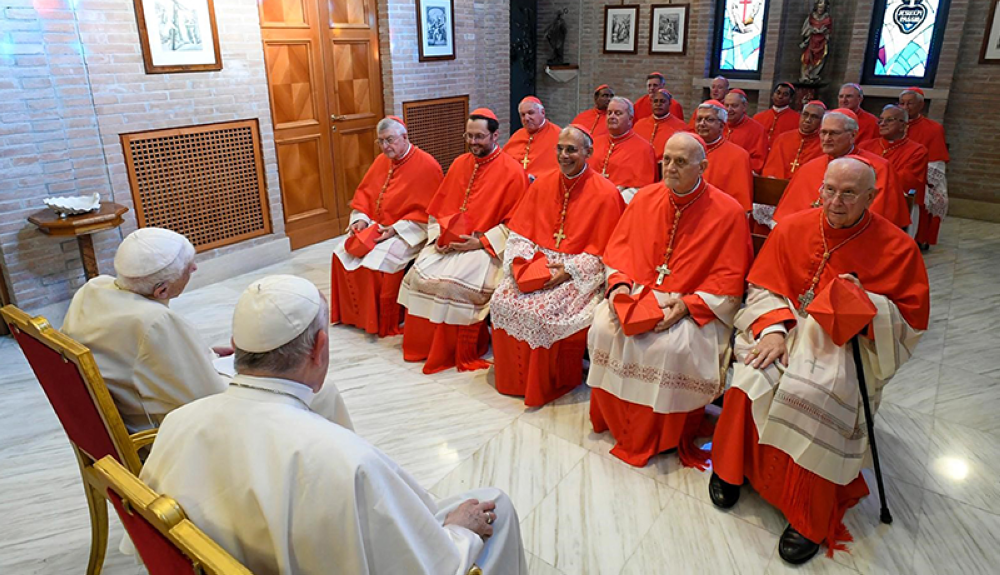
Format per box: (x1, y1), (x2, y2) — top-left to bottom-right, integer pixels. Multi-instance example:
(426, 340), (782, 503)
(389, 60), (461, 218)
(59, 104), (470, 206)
(981, 0), (1000, 63)
(649, 4), (689, 55)
(416, 0), (456, 62)
(604, 5), (639, 54)
(133, 0), (223, 74)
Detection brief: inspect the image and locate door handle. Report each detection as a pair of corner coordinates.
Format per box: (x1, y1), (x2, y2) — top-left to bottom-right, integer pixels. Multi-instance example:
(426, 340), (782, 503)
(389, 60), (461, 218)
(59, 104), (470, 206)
(330, 114), (347, 122)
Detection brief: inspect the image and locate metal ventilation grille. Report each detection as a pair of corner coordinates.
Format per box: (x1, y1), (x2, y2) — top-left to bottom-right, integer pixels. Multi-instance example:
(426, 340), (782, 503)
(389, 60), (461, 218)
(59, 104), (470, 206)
(402, 95), (469, 173)
(121, 120), (272, 253)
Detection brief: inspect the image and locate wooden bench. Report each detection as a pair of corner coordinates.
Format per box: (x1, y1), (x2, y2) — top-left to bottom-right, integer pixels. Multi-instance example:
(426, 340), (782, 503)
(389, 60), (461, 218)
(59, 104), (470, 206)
(751, 175), (789, 255)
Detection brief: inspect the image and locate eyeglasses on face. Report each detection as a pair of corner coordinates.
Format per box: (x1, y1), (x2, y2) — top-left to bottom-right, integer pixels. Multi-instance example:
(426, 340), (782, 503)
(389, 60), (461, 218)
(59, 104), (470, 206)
(820, 187), (864, 205)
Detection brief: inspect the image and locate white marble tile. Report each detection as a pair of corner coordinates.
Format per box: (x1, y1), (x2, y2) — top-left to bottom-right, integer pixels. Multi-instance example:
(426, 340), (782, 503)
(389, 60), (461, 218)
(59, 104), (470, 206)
(933, 365), (1000, 436)
(431, 420), (587, 518)
(521, 452), (672, 575)
(874, 402), (935, 490)
(526, 552), (565, 575)
(839, 469), (925, 575)
(764, 555), (860, 575)
(881, 358), (940, 415)
(518, 385), (619, 459)
(923, 418), (1000, 515)
(911, 491), (1000, 575)
(434, 367), (533, 417)
(911, 321), (946, 363)
(621, 492), (775, 575)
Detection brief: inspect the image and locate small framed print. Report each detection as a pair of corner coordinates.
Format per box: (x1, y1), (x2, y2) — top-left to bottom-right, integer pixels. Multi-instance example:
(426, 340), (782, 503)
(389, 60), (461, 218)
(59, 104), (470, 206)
(649, 4), (689, 55)
(416, 0), (456, 62)
(133, 0), (223, 74)
(981, 0), (1000, 64)
(604, 5), (639, 54)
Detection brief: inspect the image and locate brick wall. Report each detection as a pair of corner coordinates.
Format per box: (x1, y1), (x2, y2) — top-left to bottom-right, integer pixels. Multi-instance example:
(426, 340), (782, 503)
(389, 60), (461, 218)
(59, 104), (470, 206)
(0, 0), (282, 310)
(379, 0), (511, 139)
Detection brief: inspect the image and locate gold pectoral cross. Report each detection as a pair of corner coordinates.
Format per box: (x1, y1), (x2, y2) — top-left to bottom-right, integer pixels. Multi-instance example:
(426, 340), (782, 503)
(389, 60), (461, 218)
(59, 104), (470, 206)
(797, 288), (815, 314)
(790, 157), (801, 172)
(521, 155), (530, 169)
(655, 263), (671, 286)
(553, 229), (567, 248)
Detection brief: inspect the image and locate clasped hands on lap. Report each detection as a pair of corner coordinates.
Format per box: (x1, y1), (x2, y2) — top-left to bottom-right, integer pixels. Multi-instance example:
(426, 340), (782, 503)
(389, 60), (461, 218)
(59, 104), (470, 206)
(607, 285), (689, 332)
(346, 220), (397, 242)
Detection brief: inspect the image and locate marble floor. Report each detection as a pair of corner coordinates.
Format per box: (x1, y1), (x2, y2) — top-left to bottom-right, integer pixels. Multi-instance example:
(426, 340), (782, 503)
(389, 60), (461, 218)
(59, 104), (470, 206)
(2, 216), (1000, 574)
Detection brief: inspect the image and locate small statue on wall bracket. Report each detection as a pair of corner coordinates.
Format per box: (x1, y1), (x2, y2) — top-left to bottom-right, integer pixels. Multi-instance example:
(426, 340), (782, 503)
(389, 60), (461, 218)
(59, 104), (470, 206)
(800, 0), (833, 84)
(544, 8), (570, 67)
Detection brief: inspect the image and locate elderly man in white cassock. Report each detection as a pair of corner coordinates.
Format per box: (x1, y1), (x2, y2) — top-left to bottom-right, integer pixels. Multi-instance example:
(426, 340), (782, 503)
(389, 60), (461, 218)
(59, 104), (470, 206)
(61, 227), (227, 432)
(137, 275), (526, 575)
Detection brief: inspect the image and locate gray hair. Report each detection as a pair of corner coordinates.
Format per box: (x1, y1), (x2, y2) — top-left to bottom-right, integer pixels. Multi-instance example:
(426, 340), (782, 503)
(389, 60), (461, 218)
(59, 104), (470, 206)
(561, 125), (593, 151)
(829, 156), (876, 193)
(116, 240), (195, 296)
(900, 88), (925, 103)
(728, 91), (748, 105)
(376, 117), (407, 136)
(824, 111), (859, 133)
(882, 104), (908, 123)
(840, 83), (864, 98)
(698, 101), (728, 123)
(712, 75), (730, 88)
(609, 96), (634, 119)
(234, 300), (329, 375)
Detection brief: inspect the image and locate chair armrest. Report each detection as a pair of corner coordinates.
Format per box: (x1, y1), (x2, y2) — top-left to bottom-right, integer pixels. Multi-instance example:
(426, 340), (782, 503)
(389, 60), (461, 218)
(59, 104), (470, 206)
(129, 429), (158, 451)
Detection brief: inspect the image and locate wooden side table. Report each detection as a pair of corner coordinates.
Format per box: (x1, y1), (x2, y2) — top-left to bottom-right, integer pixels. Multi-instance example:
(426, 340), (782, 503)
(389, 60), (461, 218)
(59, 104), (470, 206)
(28, 202), (130, 280)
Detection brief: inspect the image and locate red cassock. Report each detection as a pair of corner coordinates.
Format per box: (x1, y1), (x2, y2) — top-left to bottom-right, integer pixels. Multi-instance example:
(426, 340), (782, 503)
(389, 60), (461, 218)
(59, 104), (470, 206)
(907, 115), (949, 245)
(402, 147), (529, 374)
(761, 130), (823, 180)
(633, 113), (690, 162)
(858, 137), (928, 199)
(725, 116), (769, 173)
(855, 108), (880, 143)
(503, 120), (562, 178)
(634, 94), (685, 122)
(713, 207), (929, 551)
(704, 139), (754, 211)
(588, 130), (657, 190)
(572, 108), (610, 139)
(592, 181), (752, 467)
(772, 149), (911, 228)
(493, 168), (625, 406)
(331, 145), (443, 337)
(753, 108), (801, 150)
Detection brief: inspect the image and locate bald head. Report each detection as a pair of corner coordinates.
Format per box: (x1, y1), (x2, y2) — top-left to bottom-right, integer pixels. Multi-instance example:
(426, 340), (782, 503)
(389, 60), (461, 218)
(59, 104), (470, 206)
(838, 83), (864, 112)
(710, 76), (730, 100)
(823, 157), (876, 228)
(661, 132), (708, 193)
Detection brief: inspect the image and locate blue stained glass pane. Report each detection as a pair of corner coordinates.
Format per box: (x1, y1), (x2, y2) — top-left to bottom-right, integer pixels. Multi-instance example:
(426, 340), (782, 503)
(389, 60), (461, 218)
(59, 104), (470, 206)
(870, 0), (944, 80)
(716, 0), (769, 73)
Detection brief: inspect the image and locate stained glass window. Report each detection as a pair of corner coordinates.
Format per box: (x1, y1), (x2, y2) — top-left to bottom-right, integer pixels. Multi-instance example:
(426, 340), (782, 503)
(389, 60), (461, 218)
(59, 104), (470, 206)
(711, 0), (771, 79)
(863, 0), (951, 87)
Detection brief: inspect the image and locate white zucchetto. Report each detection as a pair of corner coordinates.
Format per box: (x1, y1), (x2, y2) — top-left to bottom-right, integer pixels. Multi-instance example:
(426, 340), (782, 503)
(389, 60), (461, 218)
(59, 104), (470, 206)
(233, 275), (322, 353)
(114, 227), (190, 278)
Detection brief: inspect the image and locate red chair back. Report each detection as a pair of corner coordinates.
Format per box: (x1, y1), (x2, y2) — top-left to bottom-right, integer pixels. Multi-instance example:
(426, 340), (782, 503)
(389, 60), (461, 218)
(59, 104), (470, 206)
(108, 492), (201, 575)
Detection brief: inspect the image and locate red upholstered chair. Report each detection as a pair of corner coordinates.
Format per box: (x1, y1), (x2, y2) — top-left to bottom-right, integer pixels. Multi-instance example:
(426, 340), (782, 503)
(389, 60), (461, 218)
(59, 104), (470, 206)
(1, 304), (156, 575)
(90, 456), (254, 575)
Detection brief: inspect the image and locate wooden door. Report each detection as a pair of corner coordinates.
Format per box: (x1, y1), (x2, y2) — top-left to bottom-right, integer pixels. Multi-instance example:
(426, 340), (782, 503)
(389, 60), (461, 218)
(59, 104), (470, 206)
(259, 0), (384, 249)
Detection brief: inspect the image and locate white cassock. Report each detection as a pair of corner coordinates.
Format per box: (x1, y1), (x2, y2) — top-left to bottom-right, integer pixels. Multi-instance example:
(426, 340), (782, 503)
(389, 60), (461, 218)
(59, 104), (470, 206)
(137, 375), (526, 575)
(397, 219), (509, 325)
(731, 286), (924, 484)
(331, 210), (428, 274)
(61, 275), (225, 432)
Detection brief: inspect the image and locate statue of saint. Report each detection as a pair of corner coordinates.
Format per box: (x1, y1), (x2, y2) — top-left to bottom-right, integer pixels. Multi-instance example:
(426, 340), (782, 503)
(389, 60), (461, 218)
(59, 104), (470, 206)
(544, 9), (569, 67)
(800, 0), (832, 84)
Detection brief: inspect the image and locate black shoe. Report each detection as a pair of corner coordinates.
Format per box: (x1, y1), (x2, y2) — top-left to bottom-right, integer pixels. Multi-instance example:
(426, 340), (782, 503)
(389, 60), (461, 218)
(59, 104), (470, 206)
(709, 472), (740, 509)
(919, 242), (930, 252)
(778, 524), (821, 565)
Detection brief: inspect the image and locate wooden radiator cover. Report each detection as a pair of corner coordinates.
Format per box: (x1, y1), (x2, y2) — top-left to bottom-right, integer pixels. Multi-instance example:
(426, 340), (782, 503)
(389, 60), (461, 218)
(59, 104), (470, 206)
(402, 95), (469, 173)
(121, 120), (272, 253)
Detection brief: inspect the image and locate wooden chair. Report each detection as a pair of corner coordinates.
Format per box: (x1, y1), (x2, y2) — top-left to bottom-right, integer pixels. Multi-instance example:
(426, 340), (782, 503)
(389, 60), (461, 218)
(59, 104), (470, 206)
(1, 304), (157, 575)
(751, 175), (789, 255)
(89, 456), (253, 575)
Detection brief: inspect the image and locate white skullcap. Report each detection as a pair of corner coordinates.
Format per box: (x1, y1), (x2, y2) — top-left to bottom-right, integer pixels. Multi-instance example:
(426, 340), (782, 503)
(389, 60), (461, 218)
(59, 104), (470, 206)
(233, 275), (322, 353)
(114, 227), (189, 278)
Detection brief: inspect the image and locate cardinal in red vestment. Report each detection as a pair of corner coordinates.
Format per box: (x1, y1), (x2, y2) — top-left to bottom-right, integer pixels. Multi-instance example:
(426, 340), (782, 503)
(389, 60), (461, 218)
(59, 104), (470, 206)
(397, 109), (529, 374)
(331, 116), (443, 337)
(689, 76), (730, 127)
(491, 125), (625, 406)
(634, 89), (689, 163)
(588, 96), (657, 203)
(724, 89), (769, 173)
(586, 132), (752, 468)
(837, 83), (879, 143)
(858, 104), (928, 232)
(762, 101), (825, 180)
(900, 87), (950, 248)
(773, 109), (910, 229)
(572, 84), (614, 139)
(503, 96), (561, 181)
(710, 156), (929, 565)
(753, 82), (800, 150)
(694, 100), (753, 211)
(633, 72), (684, 121)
